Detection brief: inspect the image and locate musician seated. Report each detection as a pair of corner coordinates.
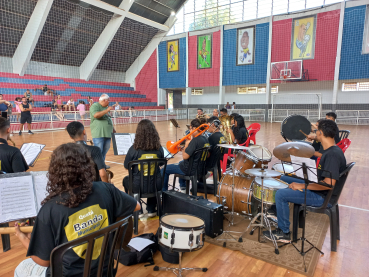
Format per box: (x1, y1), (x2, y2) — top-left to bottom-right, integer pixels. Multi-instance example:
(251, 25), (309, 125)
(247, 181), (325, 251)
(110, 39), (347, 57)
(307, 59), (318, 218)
(14, 143), (140, 277)
(308, 112), (341, 160)
(263, 119), (346, 243)
(66, 121), (108, 182)
(227, 114), (248, 145)
(206, 116), (226, 166)
(0, 117), (29, 173)
(161, 119), (210, 193)
(212, 109), (219, 117)
(123, 119), (164, 218)
(220, 108), (228, 117)
(196, 108), (205, 119)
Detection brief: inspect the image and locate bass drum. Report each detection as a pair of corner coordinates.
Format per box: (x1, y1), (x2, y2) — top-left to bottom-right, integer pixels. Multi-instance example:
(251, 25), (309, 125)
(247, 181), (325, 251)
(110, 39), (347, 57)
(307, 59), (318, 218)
(281, 115), (311, 141)
(217, 174), (257, 216)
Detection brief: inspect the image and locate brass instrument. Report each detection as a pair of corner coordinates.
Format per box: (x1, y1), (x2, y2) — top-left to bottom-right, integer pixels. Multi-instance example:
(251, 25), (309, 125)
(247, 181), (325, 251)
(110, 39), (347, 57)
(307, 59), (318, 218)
(219, 115), (233, 144)
(0, 226), (33, 234)
(167, 124), (210, 154)
(8, 137), (16, 147)
(87, 138), (114, 183)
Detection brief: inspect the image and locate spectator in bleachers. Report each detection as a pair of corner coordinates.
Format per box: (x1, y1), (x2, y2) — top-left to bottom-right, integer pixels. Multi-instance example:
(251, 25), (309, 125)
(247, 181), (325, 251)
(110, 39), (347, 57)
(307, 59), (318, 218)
(19, 97), (33, 135)
(129, 106), (136, 117)
(232, 102), (236, 110)
(56, 95), (63, 110)
(14, 97), (22, 121)
(90, 94), (116, 169)
(35, 84), (54, 96)
(77, 101), (86, 121)
(225, 102), (231, 109)
(88, 96), (94, 106)
(0, 94), (11, 118)
(23, 89), (35, 105)
(115, 102), (121, 110)
(66, 98), (75, 111)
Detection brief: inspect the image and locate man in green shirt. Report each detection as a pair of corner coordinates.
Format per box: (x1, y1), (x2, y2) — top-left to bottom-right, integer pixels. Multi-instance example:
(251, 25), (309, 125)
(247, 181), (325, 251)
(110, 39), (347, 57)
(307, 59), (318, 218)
(90, 94), (116, 169)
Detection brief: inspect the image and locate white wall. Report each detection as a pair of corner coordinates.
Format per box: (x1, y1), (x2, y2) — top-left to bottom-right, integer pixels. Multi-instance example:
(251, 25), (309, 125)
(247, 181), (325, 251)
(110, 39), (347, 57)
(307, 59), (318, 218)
(337, 79), (369, 104)
(225, 85), (267, 104)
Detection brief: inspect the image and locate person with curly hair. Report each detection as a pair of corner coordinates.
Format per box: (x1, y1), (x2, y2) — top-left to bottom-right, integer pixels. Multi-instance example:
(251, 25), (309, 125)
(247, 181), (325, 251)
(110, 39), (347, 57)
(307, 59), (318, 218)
(123, 119), (164, 218)
(14, 143), (140, 277)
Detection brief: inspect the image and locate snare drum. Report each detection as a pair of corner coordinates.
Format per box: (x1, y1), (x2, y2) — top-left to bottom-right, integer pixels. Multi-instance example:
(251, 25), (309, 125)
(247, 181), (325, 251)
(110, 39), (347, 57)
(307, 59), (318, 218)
(252, 177), (288, 205)
(217, 174), (254, 215)
(158, 214), (205, 252)
(233, 145), (272, 176)
(271, 163), (295, 179)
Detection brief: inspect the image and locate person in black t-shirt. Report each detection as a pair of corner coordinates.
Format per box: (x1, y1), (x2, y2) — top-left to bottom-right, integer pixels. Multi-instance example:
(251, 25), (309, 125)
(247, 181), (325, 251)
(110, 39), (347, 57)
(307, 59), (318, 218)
(0, 117), (29, 173)
(123, 119), (164, 218)
(66, 121), (108, 182)
(308, 112), (341, 160)
(264, 119), (346, 243)
(19, 97), (34, 135)
(227, 114), (248, 145)
(205, 116), (226, 170)
(14, 143), (140, 277)
(161, 119), (210, 193)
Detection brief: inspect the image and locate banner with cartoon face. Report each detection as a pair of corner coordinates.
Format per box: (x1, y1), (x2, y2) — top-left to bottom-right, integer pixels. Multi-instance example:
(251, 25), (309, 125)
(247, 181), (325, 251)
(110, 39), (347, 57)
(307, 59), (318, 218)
(291, 16), (316, 60)
(167, 39), (179, 72)
(197, 34), (212, 69)
(237, 26), (255, 66)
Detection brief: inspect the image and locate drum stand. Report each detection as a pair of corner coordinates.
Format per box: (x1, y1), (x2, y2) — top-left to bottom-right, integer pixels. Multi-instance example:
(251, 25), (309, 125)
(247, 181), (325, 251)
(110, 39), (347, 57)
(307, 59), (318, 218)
(154, 252), (207, 277)
(237, 166), (280, 255)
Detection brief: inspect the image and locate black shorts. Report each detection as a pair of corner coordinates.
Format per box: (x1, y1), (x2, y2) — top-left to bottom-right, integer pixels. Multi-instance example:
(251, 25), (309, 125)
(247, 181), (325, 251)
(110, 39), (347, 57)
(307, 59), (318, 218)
(20, 115), (32, 124)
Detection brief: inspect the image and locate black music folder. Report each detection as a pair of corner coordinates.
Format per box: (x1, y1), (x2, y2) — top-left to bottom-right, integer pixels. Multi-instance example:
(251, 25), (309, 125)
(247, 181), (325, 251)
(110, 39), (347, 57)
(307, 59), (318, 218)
(112, 133), (135, 155)
(20, 143), (45, 167)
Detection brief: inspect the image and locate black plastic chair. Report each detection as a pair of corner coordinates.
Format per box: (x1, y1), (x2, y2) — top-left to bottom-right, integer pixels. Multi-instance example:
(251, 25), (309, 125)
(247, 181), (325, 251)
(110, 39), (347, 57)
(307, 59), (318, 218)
(1, 222), (10, 252)
(50, 216), (131, 277)
(172, 146), (211, 198)
(292, 162), (355, 252)
(339, 130), (350, 140)
(127, 158), (167, 235)
(205, 145), (224, 197)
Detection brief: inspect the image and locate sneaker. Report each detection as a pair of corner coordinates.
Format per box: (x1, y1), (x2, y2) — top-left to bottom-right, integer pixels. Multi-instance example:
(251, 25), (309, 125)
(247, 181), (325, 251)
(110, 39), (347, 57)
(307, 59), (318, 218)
(19, 131), (22, 135)
(147, 211), (157, 218)
(28, 130), (34, 135)
(138, 210), (146, 218)
(105, 165), (110, 169)
(263, 229), (291, 243)
(180, 188), (186, 194)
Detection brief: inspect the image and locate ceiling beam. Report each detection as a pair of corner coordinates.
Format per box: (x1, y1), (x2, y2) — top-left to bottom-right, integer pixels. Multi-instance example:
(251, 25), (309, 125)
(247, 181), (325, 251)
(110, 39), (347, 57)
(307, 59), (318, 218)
(80, 0), (169, 31)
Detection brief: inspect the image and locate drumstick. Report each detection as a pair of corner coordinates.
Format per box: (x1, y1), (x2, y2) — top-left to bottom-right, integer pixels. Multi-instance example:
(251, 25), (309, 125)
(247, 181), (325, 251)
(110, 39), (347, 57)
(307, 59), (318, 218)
(0, 226), (33, 234)
(299, 129), (309, 138)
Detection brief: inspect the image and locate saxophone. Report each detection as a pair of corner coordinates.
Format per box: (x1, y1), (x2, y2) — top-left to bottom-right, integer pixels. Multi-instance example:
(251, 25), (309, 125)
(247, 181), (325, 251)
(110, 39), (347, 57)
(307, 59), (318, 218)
(219, 115), (233, 144)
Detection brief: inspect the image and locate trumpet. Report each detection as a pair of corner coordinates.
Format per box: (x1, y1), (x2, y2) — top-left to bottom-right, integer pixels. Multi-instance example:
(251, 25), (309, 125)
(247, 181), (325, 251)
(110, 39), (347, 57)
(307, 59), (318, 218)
(167, 124), (209, 154)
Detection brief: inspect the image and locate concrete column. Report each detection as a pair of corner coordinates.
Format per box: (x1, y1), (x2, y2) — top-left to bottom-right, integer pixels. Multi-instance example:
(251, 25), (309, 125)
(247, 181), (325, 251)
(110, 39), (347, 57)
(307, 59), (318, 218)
(265, 16), (274, 121)
(219, 26), (224, 105)
(12, 0), (54, 75)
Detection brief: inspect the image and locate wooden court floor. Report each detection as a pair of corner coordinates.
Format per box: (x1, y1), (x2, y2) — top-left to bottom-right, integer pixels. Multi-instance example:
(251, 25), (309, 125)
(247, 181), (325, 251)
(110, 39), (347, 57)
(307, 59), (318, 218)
(0, 120), (368, 277)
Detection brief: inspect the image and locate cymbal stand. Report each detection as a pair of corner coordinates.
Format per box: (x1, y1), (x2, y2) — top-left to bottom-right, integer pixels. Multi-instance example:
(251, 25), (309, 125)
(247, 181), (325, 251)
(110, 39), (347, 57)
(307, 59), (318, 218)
(237, 148), (280, 255)
(278, 162), (324, 272)
(216, 149), (243, 246)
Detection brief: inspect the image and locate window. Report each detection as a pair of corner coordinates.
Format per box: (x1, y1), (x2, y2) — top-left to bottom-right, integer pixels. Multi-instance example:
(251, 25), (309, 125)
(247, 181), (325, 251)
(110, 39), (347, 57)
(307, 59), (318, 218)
(182, 90), (186, 95)
(342, 82), (369, 91)
(191, 89), (204, 95)
(237, 86), (278, 94)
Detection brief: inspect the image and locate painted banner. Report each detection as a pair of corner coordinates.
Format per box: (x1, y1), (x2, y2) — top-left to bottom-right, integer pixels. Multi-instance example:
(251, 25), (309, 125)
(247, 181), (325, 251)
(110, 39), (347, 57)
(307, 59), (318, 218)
(237, 26), (255, 65)
(167, 39), (179, 71)
(197, 34), (212, 69)
(291, 15), (316, 60)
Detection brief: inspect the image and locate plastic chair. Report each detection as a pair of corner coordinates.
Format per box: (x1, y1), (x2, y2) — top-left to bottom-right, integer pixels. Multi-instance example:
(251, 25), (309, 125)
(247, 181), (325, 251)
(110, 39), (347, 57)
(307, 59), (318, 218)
(292, 162), (355, 252)
(127, 158), (167, 235)
(204, 145), (224, 197)
(247, 123), (261, 132)
(172, 146), (211, 198)
(337, 138), (351, 153)
(339, 130), (350, 141)
(50, 216), (131, 277)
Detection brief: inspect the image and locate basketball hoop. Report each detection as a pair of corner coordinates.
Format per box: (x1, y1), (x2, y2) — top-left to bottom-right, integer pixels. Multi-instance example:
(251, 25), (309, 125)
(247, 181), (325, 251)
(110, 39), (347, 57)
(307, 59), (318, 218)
(280, 75), (288, 84)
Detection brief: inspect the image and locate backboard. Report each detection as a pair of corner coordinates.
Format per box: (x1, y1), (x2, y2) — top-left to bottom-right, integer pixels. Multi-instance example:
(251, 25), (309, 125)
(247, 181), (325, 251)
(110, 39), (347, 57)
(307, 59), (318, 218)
(271, 60), (303, 80)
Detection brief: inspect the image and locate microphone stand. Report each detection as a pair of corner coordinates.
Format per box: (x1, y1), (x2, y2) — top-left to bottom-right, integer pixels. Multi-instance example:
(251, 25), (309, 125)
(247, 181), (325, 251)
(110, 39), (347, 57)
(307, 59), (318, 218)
(278, 162), (327, 272)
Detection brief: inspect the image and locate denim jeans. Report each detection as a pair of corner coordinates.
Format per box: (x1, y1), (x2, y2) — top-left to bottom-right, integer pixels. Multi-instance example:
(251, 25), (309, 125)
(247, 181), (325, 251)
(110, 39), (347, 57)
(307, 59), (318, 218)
(161, 164), (186, 191)
(92, 137), (111, 162)
(276, 175), (325, 233)
(15, 258), (47, 277)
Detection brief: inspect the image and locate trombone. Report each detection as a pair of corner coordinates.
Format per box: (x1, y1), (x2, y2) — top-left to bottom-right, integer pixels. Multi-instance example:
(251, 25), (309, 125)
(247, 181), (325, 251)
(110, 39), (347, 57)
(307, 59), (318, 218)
(167, 124), (209, 154)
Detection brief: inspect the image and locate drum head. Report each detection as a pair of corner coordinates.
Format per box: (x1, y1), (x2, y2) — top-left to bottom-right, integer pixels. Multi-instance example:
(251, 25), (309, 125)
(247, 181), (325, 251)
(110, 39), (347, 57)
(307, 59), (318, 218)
(272, 163), (294, 174)
(281, 115), (311, 141)
(161, 214), (204, 228)
(255, 177), (288, 189)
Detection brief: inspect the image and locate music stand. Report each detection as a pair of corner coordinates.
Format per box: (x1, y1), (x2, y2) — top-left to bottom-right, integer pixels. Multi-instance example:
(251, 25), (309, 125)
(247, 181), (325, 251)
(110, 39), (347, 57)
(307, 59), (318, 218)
(278, 162), (333, 272)
(170, 119), (180, 141)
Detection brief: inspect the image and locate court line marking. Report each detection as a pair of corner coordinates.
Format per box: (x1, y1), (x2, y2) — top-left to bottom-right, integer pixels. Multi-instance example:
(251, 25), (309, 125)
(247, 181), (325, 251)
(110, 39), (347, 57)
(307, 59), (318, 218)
(43, 150), (124, 165)
(339, 204), (369, 212)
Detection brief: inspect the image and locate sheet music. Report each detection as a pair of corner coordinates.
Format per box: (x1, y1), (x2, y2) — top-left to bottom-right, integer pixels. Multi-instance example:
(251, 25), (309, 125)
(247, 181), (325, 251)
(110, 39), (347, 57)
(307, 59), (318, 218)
(0, 175), (37, 223)
(20, 143), (45, 166)
(162, 147), (174, 159)
(130, 133), (135, 142)
(291, 156), (318, 183)
(115, 134), (134, 155)
(31, 172), (48, 212)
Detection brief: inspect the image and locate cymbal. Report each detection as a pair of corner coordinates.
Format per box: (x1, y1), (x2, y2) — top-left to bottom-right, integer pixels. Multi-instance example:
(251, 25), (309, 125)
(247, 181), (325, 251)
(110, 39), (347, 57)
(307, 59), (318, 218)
(273, 142), (315, 162)
(245, 169), (281, 178)
(217, 144), (250, 150)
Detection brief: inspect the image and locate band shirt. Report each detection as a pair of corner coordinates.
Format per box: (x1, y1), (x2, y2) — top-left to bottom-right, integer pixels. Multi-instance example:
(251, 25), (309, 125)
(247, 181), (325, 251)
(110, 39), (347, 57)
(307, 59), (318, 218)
(179, 135), (210, 175)
(0, 143), (29, 173)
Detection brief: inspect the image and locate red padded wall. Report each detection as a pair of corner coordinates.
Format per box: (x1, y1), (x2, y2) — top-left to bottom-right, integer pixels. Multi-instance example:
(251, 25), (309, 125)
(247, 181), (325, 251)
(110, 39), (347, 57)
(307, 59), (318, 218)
(135, 49), (157, 102)
(271, 10), (340, 81)
(188, 31), (220, 87)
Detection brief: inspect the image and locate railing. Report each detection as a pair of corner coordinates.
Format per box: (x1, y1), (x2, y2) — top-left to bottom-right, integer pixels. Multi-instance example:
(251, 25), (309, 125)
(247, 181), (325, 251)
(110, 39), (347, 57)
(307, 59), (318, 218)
(335, 110), (369, 125)
(188, 108), (266, 122)
(268, 109), (324, 123)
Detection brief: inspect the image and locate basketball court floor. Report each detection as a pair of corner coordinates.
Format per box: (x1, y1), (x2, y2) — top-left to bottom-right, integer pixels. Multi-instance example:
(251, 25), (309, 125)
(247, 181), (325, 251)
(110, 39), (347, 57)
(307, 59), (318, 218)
(0, 120), (367, 277)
